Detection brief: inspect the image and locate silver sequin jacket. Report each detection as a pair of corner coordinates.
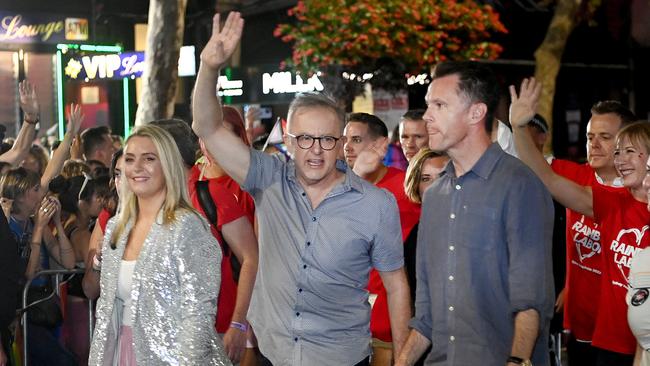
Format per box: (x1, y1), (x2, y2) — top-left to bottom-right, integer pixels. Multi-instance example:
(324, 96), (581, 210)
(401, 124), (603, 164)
(88, 210), (231, 365)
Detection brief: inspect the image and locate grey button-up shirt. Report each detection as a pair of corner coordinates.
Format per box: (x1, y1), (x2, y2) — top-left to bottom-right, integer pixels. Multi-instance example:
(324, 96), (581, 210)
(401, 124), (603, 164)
(243, 149), (403, 366)
(410, 143), (554, 366)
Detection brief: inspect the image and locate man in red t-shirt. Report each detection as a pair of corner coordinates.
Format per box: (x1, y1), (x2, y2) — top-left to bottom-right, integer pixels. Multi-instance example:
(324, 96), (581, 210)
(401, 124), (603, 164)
(344, 112), (419, 365)
(398, 110), (429, 163)
(510, 85), (639, 365)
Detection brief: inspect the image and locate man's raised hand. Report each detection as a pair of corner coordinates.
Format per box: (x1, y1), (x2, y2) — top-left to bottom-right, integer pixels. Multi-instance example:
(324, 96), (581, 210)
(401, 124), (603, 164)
(200, 12), (244, 71)
(509, 77), (542, 129)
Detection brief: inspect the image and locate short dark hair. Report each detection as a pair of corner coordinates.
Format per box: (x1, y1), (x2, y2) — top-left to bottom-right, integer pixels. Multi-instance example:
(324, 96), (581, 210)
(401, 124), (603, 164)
(288, 92), (346, 132)
(591, 101), (637, 126)
(150, 118), (198, 168)
(401, 109), (426, 121)
(81, 126), (111, 158)
(432, 61), (500, 133)
(347, 112), (388, 138)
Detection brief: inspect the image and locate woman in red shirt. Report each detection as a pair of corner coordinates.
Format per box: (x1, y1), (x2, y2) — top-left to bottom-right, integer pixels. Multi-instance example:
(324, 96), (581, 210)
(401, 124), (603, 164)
(511, 78), (650, 364)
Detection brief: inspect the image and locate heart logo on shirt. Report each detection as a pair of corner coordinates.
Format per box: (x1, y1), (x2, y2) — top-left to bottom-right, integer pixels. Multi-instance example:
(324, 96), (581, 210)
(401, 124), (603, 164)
(612, 226), (650, 285)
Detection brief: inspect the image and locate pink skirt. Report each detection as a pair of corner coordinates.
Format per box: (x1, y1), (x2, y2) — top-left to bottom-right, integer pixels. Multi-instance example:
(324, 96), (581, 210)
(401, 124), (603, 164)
(117, 326), (136, 365)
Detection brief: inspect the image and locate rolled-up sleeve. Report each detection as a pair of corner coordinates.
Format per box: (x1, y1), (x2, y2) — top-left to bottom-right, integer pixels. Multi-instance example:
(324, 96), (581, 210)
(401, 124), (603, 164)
(505, 172), (555, 317)
(371, 191), (404, 272)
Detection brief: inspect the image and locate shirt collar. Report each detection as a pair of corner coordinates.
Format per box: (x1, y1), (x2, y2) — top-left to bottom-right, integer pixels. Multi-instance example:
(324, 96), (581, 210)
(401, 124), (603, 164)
(442, 142), (504, 180)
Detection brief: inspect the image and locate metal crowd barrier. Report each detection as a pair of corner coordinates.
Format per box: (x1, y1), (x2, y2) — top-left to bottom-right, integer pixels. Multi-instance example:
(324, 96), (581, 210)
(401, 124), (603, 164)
(20, 268), (95, 366)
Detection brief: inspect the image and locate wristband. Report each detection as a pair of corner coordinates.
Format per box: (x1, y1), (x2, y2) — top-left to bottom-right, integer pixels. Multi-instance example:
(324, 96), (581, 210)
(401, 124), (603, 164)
(92, 253), (102, 271)
(230, 321), (248, 332)
(24, 114), (39, 124)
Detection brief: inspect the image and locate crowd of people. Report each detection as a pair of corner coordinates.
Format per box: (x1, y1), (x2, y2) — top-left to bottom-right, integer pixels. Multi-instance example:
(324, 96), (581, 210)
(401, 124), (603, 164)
(0, 10), (649, 366)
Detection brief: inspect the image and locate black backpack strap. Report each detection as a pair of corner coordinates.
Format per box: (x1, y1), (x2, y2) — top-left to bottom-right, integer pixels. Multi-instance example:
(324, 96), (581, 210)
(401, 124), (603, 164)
(195, 180), (241, 283)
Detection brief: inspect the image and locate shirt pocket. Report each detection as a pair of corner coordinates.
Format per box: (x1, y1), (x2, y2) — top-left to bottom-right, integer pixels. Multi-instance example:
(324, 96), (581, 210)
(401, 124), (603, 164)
(460, 205), (499, 250)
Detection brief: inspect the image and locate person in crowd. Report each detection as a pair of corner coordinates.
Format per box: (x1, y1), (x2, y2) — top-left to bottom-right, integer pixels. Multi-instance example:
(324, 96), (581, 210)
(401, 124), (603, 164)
(629, 152), (650, 366)
(190, 107), (259, 364)
(511, 77), (649, 365)
(82, 149), (124, 301)
(193, 12), (410, 366)
(396, 62), (554, 366)
(21, 145), (48, 176)
(61, 159), (91, 179)
(111, 134), (123, 152)
(399, 110), (429, 163)
(402, 148), (448, 301)
(0, 81), (39, 167)
(88, 124), (230, 365)
(343, 112), (418, 365)
(1, 167), (77, 366)
(81, 126), (116, 168)
(383, 124), (408, 171)
(48, 172), (109, 365)
(0, 205), (21, 366)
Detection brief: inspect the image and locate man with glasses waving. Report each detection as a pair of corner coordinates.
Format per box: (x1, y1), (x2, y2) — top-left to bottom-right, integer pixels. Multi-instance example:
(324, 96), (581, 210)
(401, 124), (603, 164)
(192, 11), (410, 366)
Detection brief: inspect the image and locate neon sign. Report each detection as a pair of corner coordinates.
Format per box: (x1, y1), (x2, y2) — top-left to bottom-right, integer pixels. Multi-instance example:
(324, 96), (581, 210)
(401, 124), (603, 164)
(262, 72), (324, 95)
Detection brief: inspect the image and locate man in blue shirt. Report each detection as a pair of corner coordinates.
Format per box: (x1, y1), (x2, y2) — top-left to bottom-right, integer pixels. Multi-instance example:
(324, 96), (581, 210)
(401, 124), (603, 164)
(192, 12), (411, 366)
(396, 62), (554, 366)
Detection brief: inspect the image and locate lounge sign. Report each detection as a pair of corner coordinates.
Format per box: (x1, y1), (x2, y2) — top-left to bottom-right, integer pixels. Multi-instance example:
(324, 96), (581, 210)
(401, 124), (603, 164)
(0, 12), (88, 44)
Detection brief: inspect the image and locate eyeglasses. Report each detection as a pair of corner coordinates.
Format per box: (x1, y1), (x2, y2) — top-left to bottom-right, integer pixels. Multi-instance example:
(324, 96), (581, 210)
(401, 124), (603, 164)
(286, 133), (341, 151)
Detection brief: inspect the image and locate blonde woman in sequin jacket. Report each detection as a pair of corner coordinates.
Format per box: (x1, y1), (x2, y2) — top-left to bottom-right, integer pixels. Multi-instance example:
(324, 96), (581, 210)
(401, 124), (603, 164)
(88, 124), (231, 366)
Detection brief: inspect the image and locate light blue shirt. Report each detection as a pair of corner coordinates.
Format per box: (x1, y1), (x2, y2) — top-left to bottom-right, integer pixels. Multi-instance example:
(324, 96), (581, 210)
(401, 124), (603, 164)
(243, 149), (403, 366)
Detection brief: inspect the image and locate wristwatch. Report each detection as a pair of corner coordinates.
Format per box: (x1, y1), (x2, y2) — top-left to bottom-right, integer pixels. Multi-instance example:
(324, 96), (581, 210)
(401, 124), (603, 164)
(507, 356), (532, 366)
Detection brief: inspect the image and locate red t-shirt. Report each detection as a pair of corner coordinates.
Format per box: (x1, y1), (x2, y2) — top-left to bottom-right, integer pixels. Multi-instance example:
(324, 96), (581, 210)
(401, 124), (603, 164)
(591, 184), (650, 354)
(551, 159), (603, 341)
(369, 167), (421, 342)
(188, 165), (249, 333)
(97, 208), (112, 233)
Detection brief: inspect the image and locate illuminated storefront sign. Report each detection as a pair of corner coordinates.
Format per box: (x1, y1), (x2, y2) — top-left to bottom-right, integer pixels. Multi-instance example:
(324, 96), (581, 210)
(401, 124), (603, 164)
(262, 71), (324, 94)
(0, 12), (88, 44)
(63, 46), (196, 81)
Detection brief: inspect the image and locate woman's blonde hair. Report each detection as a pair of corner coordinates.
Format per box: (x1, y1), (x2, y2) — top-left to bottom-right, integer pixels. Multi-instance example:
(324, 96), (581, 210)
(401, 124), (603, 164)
(617, 121), (650, 155)
(110, 124), (196, 249)
(404, 148), (445, 204)
(61, 159), (90, 178)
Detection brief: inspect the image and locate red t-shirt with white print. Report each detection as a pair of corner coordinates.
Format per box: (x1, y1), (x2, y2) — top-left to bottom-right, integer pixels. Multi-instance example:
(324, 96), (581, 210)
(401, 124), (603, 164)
(591, 184), (650, 354)
(550, 159), (603, 341)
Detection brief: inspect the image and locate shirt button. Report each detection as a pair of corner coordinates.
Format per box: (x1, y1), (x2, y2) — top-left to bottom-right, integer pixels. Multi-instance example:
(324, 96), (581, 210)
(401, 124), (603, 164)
(298, 288), (303, 293)
(455, 184), (461, 190)
(450, 213), (456, 219)
(303, 264), (307, 269)
(449, 245), (455, 251)
(302, 192), (306, 196)
(449, 306), (454, 311)
(450, 335), (455, 341)
(448, 275), (454, 281)
(307, 242), (311, 246)
(312, 217), (316, 222)
(296, 312), (300, 316)
(294, 337), (298, 342)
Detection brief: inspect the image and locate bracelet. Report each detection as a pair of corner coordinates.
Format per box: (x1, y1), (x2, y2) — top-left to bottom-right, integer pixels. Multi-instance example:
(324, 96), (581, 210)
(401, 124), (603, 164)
(24, 114), (39, 124)
(92, 254), (102, 271)
(230, 321), (248, 332)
